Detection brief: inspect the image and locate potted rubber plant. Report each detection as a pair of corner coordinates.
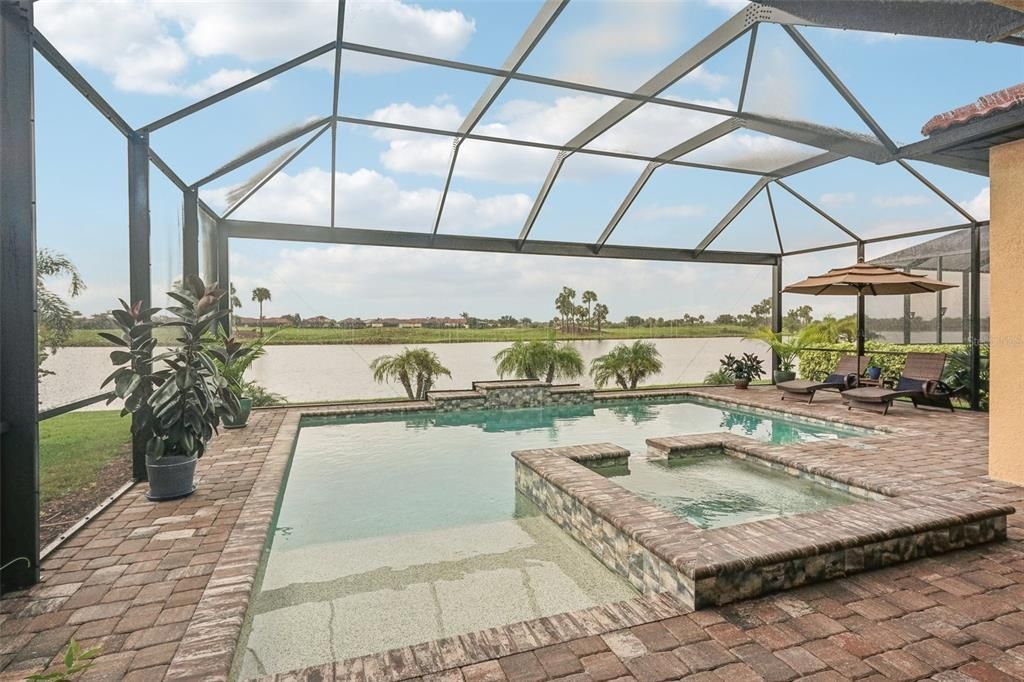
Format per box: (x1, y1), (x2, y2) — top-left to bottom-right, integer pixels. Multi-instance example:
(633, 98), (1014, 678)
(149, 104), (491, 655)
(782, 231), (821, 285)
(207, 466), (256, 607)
(102, 276), (240, 500)
(218, 333), (282, 429)
(720, 352), (765, 389)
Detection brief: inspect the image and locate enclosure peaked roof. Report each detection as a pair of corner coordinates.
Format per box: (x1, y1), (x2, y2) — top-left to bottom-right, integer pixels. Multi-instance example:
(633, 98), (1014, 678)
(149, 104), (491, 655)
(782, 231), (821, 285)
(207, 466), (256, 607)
(783, 262), (958, 296)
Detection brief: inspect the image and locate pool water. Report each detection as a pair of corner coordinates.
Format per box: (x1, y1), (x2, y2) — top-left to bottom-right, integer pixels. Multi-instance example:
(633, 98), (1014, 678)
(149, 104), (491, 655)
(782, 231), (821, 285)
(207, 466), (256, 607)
(593, 449), (864, 529)
(236, 398), (865, 678)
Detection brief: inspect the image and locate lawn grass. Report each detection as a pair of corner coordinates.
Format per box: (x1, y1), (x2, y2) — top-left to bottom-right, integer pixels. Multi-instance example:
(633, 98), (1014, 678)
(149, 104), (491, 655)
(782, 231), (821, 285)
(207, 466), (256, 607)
(69, 324), (755, 347)
(39, 410), (131, 505)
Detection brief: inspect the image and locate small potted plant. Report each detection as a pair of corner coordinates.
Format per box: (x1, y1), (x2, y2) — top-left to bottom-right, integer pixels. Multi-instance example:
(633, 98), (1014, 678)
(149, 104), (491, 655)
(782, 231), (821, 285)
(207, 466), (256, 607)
(102, 276), (241, 500)
(720, 352), (765, 389)
(218, 334), (282, 429)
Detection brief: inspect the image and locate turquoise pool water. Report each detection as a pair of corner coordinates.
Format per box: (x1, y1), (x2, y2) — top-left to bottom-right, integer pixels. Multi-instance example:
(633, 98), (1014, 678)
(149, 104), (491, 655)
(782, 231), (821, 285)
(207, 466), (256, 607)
(593, 449), (864, 529)
(236, 398), (865, 678)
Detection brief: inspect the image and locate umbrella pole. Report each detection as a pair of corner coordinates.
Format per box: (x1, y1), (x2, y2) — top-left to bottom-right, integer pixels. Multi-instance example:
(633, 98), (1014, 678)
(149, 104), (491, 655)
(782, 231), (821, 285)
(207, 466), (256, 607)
(856, 292), (866, 357)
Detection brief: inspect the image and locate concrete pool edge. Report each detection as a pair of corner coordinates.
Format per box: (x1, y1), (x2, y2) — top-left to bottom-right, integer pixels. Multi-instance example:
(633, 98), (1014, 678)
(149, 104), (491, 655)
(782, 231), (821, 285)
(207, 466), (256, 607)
(162, 388), (1002, 681)
(513, 435), (1014, 611)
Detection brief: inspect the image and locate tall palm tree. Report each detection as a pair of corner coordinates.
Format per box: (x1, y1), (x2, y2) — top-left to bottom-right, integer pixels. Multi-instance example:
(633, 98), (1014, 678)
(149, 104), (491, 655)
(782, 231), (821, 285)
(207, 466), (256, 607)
(493, 340), (584, 383)
(251, 287), (272, 336)
(582, 290), (597, 329)
(590, 340), (663, 390)
(593, 303), (609, 333)
(555, 287), (576, 334)
(371, 347), (451, 400)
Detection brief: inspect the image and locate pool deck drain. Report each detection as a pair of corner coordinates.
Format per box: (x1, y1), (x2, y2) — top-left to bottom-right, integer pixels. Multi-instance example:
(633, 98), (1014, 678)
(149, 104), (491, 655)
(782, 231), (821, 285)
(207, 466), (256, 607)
(2, 386), (1023, 682)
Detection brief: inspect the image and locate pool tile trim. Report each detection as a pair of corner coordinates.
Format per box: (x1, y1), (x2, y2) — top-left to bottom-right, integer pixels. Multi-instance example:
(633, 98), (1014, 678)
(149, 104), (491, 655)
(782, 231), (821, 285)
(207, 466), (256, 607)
(6, 386), (1020, 682)
(513, 434), (1013, 610)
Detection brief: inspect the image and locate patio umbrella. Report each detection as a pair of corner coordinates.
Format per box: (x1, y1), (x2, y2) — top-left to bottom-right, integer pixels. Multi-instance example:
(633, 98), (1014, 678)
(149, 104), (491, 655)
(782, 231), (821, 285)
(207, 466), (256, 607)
(783, 260), (957, 355)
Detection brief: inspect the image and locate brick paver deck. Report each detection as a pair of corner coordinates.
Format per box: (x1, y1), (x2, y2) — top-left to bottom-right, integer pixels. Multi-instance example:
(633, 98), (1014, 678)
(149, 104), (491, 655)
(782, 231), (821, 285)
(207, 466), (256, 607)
(2, 387), (1023, 682)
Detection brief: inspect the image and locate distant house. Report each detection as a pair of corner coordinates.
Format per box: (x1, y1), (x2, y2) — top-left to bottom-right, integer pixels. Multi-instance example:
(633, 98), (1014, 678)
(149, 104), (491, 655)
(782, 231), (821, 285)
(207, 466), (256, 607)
(237, 316), (290, 328)
(303, 315), (335, 328)
(337, 317), (365, 329)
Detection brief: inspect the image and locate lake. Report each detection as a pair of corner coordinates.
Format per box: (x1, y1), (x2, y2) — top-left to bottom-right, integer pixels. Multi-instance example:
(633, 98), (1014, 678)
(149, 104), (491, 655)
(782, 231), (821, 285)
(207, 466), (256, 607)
(39, 337), (768, 410)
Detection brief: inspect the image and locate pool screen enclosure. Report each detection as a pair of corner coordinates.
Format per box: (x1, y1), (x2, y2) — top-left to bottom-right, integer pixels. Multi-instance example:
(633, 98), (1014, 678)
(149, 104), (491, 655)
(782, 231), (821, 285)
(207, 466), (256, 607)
(2, 0), (1022, 588)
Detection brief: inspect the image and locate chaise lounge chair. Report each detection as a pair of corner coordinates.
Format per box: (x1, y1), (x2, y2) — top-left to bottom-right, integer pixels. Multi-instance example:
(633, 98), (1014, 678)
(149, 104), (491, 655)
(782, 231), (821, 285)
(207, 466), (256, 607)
(777, 354), (870, 403)
(842, 352), (957, 415)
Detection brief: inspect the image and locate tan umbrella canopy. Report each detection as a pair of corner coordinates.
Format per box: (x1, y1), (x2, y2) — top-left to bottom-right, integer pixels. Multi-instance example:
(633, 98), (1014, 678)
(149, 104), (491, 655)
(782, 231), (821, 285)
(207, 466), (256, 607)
(783, 261), (958, 296)
(783, 261), (958, 354)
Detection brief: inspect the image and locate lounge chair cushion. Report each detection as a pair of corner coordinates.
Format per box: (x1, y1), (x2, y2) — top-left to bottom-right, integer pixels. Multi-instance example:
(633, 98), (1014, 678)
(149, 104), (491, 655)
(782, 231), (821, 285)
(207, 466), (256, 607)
(896, 376), (927, 393)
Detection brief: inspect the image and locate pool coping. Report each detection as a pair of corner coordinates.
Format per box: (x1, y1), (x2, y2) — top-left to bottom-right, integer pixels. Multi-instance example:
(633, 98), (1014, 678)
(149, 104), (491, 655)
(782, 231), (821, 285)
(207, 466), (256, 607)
(513, 435), (1013, 610)
(162, 387), (1003, 681)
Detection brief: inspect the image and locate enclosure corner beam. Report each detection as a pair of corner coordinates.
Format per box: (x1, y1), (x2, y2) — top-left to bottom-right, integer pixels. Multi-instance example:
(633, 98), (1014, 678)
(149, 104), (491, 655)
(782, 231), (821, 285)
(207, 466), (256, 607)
(772, 260), (783, 379)
(183, 186), (199, 279)
(782, 24), (898, 154)
(330, 0), (346, 228)
(435, 0), (568, 236)
(0, 0), (41, 591)
(694, 177), (770, 255)
(128, 132), (153, 482)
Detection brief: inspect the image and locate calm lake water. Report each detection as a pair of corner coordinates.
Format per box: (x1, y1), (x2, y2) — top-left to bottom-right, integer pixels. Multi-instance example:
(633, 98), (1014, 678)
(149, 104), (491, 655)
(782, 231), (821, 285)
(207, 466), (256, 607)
(39, 337), (768, 410)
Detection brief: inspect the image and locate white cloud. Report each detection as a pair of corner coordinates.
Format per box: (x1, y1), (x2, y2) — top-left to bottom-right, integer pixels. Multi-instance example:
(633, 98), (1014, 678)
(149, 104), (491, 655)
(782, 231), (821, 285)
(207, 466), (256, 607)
(820, 192), (855, 207)
(35, 0), (474, 96)
(182, 69), (264, 98)
(960, 187), (990, 220)
(555, 2), (729, 92)
(205, 167), (531, 233)
(871, 194), (929, 209)
(630, 203), (707, 222)
(704, 0), (751, 12)
(228, 242), (746, 321)
(366, 95), (813, 183)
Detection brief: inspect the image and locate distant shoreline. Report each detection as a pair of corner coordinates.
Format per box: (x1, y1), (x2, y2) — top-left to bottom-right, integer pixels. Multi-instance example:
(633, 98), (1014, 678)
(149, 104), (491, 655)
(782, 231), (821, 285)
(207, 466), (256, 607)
(67, 324), (757, 347)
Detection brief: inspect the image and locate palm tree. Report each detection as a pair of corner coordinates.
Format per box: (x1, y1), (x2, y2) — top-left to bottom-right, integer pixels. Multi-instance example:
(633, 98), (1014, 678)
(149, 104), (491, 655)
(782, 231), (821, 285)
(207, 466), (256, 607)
(37, 249), (85, 376)
(229, 283), (242, 328)
(251, 287), (272, 336)
(582, 290), (597, 329)
(590, 340), (663, 390)
(494, 340), (584, 383)
(555, 287), (576, 334)
(371, 347), (451, 400)
(593, 303), (609, 333)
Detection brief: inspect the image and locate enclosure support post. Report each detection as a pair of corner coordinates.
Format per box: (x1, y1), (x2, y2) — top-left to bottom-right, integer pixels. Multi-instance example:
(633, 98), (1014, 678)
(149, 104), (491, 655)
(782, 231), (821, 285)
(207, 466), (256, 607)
(856, 242), (866, 357)
(962, 264), (970, 344)
(772, 259), (783, 381)
(903, 267), (912, 344)
(128, 132), (152, 481)
(970, 223), (982, 410)
(935, 255), (944, 344)
(201, 211), (218, 284)
(0, 0), (40, 591)
(216, 225), (231, 336)
(183, 186), (199, 280)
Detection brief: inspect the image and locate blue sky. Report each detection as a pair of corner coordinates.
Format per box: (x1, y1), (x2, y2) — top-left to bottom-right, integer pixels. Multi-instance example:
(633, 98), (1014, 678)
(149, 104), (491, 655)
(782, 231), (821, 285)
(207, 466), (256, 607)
(32, 0), (1016, 322)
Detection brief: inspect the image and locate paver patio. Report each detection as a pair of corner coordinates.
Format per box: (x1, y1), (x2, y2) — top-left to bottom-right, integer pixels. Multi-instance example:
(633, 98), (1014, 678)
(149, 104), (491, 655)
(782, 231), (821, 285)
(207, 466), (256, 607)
(2, 387), (1023, 682)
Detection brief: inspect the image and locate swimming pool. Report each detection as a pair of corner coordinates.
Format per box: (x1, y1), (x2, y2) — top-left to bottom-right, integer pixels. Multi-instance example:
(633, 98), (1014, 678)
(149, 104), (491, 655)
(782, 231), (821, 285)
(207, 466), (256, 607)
(235, 397), (867, 678)
(591, 448), (865, 529)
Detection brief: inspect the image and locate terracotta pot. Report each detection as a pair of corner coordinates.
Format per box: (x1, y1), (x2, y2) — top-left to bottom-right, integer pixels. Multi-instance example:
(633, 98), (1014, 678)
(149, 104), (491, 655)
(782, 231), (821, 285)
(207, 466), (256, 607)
(734, 379), (750, 389)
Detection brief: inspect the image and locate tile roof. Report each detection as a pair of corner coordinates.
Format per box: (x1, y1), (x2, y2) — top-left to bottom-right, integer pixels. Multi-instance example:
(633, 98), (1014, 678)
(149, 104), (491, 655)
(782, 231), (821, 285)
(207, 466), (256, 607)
(921, 82), (1024, 136)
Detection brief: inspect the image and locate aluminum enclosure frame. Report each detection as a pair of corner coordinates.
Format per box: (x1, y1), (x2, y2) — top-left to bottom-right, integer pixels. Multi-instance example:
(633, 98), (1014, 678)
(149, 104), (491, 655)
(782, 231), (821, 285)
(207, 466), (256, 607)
(2, 0), (1017, 589)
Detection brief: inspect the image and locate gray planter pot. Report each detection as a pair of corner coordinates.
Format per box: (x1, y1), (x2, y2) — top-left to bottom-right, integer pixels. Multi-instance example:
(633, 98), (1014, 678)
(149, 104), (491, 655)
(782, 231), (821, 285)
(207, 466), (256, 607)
(223, 397), (253, 430)
(774, 370), (796, 384)
(146, 455), (197, 501)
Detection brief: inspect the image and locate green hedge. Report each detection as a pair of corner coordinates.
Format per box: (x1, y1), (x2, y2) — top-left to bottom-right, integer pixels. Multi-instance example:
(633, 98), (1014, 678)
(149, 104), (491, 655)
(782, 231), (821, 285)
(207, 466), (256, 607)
(797, 342), (967, 385)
